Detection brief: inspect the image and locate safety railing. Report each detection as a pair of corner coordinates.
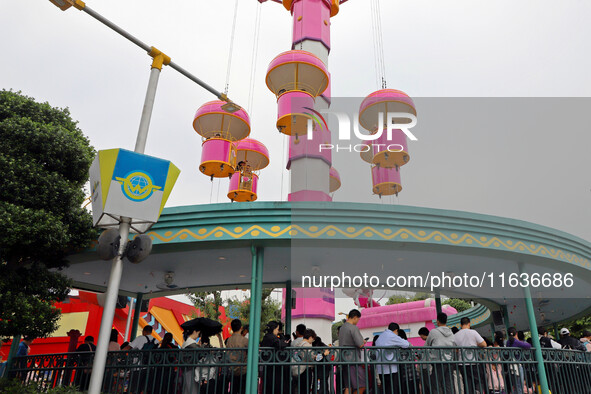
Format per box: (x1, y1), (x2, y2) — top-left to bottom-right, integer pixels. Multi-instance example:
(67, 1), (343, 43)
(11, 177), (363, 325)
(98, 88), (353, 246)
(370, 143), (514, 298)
(6, 346), (591, 393)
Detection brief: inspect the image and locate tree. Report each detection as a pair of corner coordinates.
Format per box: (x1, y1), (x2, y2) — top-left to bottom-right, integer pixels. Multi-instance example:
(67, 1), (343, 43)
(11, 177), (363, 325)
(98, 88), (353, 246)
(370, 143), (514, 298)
(443, 298), (472, 313)
(224, 289), (282, 340)
(188, 289), (282, 341)
(188, 291), (223, 321)
(385, 292), (473, 313)
(0, 90), (97, 338)
(549, 315), (591, 338)
(386, 294), (412, 305)
(386, 292), (432, 305)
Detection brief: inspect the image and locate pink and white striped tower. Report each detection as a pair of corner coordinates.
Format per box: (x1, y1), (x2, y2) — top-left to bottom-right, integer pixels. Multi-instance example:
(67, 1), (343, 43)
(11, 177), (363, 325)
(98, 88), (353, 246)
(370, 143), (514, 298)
(264, 0), (347, 340)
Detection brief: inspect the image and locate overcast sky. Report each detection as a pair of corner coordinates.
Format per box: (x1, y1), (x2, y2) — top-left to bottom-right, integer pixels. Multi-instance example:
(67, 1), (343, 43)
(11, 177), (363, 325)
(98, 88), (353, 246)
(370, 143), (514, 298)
(3, 0), (589, 238)
(4, 0), (591, 317)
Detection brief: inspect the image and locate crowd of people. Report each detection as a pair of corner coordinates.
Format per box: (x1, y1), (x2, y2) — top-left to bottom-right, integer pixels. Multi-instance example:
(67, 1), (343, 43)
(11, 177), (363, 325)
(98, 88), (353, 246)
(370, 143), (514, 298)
(7, 309), (591, 393)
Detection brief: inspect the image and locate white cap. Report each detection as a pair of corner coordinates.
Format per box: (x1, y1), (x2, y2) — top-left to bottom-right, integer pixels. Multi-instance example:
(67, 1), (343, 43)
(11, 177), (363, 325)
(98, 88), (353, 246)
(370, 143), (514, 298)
(560, 327), (570, 335)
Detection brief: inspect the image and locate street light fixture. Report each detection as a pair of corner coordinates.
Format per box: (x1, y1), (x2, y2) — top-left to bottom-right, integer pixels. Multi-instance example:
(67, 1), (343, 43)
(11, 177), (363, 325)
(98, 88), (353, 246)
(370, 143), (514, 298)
(221, 101), (242, 113)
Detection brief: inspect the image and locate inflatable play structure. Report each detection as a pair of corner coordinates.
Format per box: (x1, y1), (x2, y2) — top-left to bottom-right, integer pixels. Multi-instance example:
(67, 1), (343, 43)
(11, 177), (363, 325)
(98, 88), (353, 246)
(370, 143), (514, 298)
(0, 291), (232, 359)
(355, 299), (458, 346)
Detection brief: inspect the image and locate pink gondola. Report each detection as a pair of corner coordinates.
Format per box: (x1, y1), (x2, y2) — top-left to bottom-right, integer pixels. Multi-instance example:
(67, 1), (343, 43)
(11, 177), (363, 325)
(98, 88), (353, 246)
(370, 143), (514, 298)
(266, 50), (329, 136)
(199, 138), (236, 179)
(371, 165), (402, 197)
(228, 172), (259, 202)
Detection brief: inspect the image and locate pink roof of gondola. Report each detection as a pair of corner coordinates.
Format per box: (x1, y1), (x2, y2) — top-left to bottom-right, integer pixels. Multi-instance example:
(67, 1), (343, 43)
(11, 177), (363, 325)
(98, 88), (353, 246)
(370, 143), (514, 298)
(192, 100), (250, 140)
(267, 50), (328, 76)
(359, 89), (417, 116)
(194, 100), (250, 124)
(266, 50), (329, 97)
(233, 138), (270, 171)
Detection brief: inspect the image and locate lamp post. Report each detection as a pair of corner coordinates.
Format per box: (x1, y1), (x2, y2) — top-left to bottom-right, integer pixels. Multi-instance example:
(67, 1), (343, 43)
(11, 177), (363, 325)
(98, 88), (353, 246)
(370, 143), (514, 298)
(46, 2), (244, 393)
(88, 45), (166, 394)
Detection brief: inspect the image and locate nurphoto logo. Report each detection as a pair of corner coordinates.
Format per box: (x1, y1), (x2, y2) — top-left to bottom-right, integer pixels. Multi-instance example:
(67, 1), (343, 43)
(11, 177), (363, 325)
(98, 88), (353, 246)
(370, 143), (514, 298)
(305, 110), (418, 152)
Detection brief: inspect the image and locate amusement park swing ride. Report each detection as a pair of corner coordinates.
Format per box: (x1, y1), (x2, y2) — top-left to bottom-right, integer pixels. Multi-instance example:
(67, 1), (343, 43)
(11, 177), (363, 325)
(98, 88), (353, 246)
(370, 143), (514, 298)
(40, 2), (591, 394)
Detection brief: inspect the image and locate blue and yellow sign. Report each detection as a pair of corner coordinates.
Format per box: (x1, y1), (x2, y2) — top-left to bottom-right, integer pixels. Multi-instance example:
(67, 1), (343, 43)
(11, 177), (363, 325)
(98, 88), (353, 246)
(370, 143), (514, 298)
(89, 148), (180, 233)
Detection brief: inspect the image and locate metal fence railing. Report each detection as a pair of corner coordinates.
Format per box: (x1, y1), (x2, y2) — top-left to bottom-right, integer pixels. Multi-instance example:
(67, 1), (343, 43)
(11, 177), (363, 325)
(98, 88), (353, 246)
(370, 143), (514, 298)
(6, 346), (591, 393)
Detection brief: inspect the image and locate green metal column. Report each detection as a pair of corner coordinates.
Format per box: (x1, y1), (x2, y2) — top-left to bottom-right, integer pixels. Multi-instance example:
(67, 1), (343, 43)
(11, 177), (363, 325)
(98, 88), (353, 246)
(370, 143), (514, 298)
(502, 305), (511, 333)
(490, 323), (496, 338)
(2, 334), (21, 378)
(285, 280), (292, 336)
(245, 247), (258, 392)
(553, 322), (560, 341)
(434, 288), (442, 315)
(129, 292), (144, 341)
(522, 282), (550, 394)
(246, 246), (264, 394)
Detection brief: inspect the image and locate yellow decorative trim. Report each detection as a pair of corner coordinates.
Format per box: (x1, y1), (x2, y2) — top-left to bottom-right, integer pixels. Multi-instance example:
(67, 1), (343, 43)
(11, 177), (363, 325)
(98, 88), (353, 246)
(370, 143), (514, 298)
(146, 225), (590, 267)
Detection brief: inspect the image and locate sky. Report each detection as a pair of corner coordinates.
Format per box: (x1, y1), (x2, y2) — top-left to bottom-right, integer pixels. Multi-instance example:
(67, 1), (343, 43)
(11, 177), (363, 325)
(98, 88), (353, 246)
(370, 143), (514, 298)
(3, 0), (591, 315)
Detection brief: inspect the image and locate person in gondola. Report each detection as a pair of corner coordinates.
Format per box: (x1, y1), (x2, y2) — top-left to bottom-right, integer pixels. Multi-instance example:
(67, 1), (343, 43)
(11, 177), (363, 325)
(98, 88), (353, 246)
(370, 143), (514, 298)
(260, 321), (290, 394)
(239, 163), (253, 191)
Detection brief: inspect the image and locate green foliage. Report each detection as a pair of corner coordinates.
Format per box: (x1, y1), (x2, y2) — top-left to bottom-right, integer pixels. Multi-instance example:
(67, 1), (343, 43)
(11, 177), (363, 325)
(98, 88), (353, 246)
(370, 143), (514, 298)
(0, 379), (83, 393)
(443, 298), (472, 313)
(386, 292), (431, 305)
(0, 379), (39, 394)
(190, 289), (282, 341)
(0, 90), (96, 268)
(0, 90), (97, 338)
(188, 291), (223, 321)
(0, 264), (71, 338)
(549, 315), (591, 338)
(386, 295), (412, 305)
(225, 289), (282, 332)
(385, 292), (473, 314)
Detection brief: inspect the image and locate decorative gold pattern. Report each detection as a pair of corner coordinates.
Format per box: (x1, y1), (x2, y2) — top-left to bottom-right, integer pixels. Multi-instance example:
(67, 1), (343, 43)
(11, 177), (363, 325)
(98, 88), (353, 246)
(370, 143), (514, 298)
(147, 225), (590, 267)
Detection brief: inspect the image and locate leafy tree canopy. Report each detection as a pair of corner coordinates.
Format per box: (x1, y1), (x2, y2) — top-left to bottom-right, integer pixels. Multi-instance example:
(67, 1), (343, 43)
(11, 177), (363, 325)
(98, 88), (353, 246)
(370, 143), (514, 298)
(442, 298), (472, 313)
(386, 292), (472, 313)
(0, 90), (97, 338)
(189, 289), (282, 341)
(188, 291), (223, 321)
(546, 315), (591, 339)
(386, 292), (432, 305)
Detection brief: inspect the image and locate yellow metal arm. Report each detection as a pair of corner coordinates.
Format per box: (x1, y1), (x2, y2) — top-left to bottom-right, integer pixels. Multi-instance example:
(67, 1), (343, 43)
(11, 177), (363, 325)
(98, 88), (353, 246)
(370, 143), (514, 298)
(148, 47), (171, 70)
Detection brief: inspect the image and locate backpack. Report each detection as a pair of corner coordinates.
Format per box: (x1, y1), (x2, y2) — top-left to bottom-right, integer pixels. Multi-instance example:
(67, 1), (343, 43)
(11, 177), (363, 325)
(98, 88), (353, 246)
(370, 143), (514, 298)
(581, 339), (590, 351)
(539, 336), (552, 348)
(141, 336), (157, 350)
(141, 336), (157, 365)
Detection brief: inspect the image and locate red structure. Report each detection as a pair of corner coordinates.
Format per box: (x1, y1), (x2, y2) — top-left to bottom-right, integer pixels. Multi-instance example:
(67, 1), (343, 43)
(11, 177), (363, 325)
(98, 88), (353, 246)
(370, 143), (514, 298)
(1, 292), (231, 359)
